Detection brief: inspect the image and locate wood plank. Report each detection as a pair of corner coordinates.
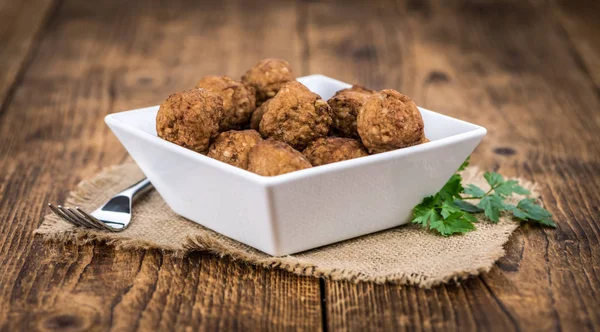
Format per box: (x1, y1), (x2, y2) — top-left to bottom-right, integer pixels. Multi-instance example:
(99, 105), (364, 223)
(2, 242), (321, 331)
(0, 0), (56, 110)
(325, 280), (523, 331)
(0, 0), (320, 330)
(305, 0), (600, 330)
(553, 0), (600, 89)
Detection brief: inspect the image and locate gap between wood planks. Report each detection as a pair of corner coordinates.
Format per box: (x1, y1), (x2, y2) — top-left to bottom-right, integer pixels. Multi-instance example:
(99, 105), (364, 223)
(319, 278), (329, 332)
(1, 0), (598, 330)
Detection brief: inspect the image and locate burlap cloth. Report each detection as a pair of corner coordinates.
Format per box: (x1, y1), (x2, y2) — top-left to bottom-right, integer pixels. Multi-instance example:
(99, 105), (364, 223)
(35, 163), (538, 287)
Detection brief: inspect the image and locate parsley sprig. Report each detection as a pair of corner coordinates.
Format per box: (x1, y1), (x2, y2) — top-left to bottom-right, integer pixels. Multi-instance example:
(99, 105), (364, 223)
(411, 157), (556, 236)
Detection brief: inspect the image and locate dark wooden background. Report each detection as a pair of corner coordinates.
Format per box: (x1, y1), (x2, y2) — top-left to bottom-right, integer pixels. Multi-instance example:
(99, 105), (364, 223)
(1, 0), (599, 331)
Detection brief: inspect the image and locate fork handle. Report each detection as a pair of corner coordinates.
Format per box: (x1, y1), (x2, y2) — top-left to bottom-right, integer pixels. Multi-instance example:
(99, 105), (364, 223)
(118, 177), (153, 201)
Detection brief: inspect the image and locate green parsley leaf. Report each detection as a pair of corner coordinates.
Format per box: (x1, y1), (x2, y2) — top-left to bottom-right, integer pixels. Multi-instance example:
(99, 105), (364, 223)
(439, 174), (464, 201)
(418, 195), (437, 209)
(478, 194), (505, 223)
(441, 200), (461, 218)
(458, 156), (470, 171)
(517, 198), (556, 227)
(464, 184), (486, 198)
(429, 212), (476, 236)
(412, 205), (441, 228)
(463, 212), (478, 223)
(494, 180), (530, 197)
(411, 155), (555, 235)
(453, 199), (484, 213)
(504, 204), (528, 220)
(484, 172), (504, 188)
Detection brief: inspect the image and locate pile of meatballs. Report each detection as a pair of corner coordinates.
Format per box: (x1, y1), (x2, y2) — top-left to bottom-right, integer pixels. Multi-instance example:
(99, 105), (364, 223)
(156, 59), (428, 176)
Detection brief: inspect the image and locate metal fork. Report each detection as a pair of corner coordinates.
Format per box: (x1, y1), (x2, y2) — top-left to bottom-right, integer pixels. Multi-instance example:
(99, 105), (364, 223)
(48, 178), (153, 232)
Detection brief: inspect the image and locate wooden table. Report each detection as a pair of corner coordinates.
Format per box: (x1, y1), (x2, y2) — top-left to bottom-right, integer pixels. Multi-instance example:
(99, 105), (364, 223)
(1, 0), (598, 330)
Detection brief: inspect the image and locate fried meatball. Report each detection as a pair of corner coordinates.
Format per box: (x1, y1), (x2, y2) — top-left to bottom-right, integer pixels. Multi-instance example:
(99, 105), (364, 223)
(250, 98), (271, 130)
(156, 89), (223, 153)
(327, 85), (374, 138)
(302, 137), (368, 166)
(241, 58), (295, 105)
(207, 130), (263, 169)
(259, 81), (332, 150)
(195, 75), (256, 131)
(247, 139), (312, 176)
(357, 89), (425, 154)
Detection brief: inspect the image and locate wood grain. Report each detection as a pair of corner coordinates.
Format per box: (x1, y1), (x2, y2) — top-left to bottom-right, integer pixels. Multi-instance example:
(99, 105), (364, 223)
(554, 0), (600, 89)
(0, 0), (55, 113)
(303, 0), (600, 330)
(0, 0), (599, 330)
(0, 0), (320, 330)
(2, 242), (320, 331)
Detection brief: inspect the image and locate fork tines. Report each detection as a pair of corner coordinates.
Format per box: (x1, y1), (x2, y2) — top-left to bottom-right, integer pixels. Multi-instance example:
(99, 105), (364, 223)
(48, 204), (113, 231)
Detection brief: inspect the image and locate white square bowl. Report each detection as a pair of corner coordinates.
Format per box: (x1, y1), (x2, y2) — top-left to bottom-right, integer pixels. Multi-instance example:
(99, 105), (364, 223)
(105, 75), (486, 256)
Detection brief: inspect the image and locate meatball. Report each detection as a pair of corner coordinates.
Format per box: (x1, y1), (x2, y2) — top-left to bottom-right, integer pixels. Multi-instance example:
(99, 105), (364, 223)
(250, 98), (271, 130)
(195, 75), (256, 131)
(207, 130), (263, 169)
(302, 137), (368, 166)
(156, 89), (223, 153)
(247, 139), (312, 176)
(327, 85), (374, 138)
(259, 81), (332, 150)
(357, 89), (425, 154)
(241, 58), (295, 105)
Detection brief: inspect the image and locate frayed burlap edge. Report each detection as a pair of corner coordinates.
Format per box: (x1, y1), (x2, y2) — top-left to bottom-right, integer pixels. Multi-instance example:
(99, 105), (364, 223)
(183, 223), (520, 287)
(35, 163), (538, 288)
